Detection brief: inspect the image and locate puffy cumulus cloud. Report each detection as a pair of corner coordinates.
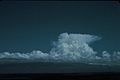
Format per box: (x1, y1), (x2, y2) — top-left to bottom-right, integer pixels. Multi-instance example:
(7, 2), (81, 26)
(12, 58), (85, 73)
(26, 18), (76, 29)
(0, 51), (50, 62)
(50, 33), (100, 62)
(0, 33), (120, 65)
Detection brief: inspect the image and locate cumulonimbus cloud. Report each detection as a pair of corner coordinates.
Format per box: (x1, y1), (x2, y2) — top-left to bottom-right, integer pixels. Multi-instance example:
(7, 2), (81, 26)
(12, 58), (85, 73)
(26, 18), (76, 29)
(0, 33), (119, 65)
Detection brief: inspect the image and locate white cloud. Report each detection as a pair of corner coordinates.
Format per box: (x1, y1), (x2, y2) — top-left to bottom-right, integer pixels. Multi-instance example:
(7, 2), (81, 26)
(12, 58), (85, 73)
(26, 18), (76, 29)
(0, 33), (119, 65)
(50, 33), (100, 62)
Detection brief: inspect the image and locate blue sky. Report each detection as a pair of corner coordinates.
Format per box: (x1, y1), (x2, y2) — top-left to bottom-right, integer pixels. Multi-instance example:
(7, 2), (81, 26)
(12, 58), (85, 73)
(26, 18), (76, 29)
(0, 1), (119, 53)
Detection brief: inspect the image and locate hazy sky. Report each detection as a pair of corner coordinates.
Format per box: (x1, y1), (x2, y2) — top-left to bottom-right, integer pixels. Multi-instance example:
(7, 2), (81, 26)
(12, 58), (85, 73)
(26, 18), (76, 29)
(0, 1), (120, 53)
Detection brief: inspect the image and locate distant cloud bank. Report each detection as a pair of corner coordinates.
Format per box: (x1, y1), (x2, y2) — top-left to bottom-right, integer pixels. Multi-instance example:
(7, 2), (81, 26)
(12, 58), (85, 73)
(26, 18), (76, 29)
(0, 33), (120, 65)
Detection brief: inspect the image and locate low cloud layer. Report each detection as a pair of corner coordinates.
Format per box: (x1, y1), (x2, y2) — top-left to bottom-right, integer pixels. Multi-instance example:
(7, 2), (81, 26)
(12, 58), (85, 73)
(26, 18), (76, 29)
(0, 33), (120, 65)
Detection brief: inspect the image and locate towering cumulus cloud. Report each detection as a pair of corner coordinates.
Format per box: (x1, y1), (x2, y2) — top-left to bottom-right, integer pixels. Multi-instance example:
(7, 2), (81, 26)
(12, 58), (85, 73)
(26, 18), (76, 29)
(0, 33), (119, 65)
(50, 33), (100, 62)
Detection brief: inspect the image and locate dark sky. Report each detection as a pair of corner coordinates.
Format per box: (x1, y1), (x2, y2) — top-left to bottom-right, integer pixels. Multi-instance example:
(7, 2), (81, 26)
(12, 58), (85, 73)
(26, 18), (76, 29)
(0, 1), (120, 53)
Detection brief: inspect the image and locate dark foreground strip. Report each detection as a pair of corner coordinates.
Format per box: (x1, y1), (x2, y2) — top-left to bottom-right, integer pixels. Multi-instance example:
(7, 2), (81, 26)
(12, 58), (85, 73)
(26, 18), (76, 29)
(0, 72), (120, 80)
